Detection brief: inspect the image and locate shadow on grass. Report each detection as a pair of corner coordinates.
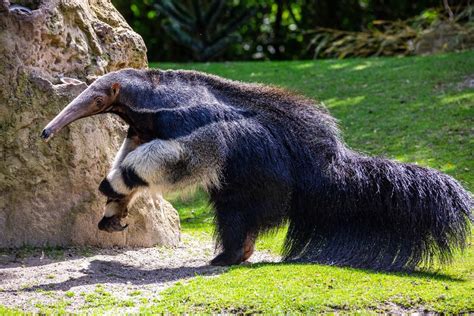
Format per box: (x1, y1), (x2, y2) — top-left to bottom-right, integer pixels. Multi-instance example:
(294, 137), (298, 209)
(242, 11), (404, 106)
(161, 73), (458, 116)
(15, 259), (227, 292)
(14, 258), (465, 294)
(243, 261), (467, 283)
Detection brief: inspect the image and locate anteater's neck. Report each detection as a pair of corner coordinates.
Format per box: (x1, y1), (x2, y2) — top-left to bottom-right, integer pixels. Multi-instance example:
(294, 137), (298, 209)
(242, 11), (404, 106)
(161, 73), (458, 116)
(111, 70), (250, 142)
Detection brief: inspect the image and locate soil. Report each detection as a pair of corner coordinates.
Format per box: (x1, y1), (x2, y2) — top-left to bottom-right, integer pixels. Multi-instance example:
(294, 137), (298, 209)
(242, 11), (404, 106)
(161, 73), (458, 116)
(0, 234), (279, 313)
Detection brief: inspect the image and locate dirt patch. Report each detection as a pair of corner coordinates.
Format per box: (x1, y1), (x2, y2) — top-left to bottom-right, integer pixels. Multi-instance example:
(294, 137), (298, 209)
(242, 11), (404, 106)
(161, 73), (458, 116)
(0, 234), (279, 313)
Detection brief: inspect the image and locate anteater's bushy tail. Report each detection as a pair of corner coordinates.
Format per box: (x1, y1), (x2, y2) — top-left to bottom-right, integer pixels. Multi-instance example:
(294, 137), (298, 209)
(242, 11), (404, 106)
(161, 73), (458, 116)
(283, 150), (472, 271)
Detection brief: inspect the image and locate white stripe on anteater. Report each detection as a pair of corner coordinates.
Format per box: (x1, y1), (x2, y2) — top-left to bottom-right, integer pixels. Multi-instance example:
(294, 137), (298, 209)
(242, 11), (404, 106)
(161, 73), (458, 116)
(106, 168), (131, 196)
(112, 137), (138, 170)
(105, 126), (224, 197)
(104, 201), (121, 217)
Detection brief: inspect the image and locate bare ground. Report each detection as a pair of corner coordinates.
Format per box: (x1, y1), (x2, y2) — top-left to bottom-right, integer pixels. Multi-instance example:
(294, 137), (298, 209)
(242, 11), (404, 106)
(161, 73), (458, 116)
(0, 233), (279, 313)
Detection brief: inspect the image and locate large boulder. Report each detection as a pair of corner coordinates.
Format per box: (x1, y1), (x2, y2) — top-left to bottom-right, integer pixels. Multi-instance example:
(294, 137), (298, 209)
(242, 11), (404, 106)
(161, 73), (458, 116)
(0, 0), (180, 248)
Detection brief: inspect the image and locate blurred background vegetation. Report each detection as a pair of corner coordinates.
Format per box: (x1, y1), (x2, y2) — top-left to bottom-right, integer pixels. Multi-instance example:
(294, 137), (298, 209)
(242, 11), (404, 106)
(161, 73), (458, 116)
(112, 0), (473, 62)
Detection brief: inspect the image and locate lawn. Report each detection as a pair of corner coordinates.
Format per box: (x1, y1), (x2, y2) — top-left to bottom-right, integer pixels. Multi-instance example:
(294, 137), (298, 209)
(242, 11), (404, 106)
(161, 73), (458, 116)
(1, 52), (472, 314)
(149, 51), (474, 314)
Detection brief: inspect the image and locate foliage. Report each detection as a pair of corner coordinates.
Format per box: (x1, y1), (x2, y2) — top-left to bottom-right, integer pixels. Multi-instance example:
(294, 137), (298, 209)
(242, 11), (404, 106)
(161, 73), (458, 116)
(306, 6), (474, 59)
(306, 23), (417, 59)
(155, 0), (256, 61)
(112, 0), (471, 61)
(0, 305), (23, 315)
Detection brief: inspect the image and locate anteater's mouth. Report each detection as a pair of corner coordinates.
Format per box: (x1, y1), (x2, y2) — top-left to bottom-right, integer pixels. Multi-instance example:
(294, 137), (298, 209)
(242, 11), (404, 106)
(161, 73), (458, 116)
(40, 128), (54, 142)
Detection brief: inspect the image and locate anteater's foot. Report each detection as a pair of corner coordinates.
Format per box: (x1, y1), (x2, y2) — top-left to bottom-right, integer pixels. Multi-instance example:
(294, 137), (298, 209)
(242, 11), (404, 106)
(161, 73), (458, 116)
(98, 215), (128, 232)
(242, 235), (256, 262)
(210, 250), (244, 266)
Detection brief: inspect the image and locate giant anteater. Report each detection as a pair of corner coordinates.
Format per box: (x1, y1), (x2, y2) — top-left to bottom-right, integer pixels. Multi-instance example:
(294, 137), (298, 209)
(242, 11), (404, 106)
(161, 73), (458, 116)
(42, 68), (472, 270)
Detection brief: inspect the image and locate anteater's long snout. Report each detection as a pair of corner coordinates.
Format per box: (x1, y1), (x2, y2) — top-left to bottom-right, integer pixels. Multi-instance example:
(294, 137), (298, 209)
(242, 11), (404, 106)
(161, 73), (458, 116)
(41, 94), (97, 142)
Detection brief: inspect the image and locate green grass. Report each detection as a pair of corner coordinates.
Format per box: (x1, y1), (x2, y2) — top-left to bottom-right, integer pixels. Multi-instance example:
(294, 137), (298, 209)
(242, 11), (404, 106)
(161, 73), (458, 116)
(80, 285), (135, 310)
(147, 256), (474, 314)
(151, 51), (474, 313)
(0, 306), (23, 315)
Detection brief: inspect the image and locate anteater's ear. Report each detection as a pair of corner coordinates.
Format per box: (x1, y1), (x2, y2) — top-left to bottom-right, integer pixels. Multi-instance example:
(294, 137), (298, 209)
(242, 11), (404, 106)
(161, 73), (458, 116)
(111, 82), (121, 97)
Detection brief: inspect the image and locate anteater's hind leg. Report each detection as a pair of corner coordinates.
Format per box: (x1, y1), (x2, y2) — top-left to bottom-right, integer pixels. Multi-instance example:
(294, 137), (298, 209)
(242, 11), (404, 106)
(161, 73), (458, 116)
(210, 183), (290, 266)
(243, 233), (257, 261)
(211, 208), (256, 266)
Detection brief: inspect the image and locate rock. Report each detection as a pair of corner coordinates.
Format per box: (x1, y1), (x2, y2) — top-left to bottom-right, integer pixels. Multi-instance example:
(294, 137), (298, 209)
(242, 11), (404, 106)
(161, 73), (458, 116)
(0, 0), (180, 248)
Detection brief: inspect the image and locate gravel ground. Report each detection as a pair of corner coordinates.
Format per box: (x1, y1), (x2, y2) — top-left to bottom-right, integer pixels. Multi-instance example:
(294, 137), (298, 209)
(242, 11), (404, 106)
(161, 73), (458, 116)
(0, 233), (279, 313)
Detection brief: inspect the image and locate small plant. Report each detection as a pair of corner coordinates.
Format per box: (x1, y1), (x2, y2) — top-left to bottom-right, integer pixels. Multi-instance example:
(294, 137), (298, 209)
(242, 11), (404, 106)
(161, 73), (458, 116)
(43, 246), (65, 259)
(129, 290), (142, 297)
(34, 299), (70, 314)
(78, 246), (95, 257)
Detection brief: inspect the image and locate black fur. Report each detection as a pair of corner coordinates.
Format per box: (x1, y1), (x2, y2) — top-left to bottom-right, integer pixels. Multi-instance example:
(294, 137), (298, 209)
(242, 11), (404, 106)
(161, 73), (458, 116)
(102, 68), (471, 270)
(98, 178), (125, 199)
(121, 166), (148, 189)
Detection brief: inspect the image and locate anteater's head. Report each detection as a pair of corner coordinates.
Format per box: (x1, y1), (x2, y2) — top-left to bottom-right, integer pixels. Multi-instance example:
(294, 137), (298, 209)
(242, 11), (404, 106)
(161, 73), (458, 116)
(41, 74), (122, 142)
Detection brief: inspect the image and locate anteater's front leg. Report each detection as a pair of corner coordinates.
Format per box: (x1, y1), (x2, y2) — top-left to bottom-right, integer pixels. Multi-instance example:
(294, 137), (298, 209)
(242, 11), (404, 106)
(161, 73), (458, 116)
(100, 132), (223, 221)
(97, 193), (137, 232)
(100, 135), (222, 195)
(98, 130), (141, 232)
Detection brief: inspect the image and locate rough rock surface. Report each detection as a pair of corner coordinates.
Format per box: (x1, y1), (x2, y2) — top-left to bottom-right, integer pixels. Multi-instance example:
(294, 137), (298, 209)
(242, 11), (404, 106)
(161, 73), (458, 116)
(0, 0), (180, 247)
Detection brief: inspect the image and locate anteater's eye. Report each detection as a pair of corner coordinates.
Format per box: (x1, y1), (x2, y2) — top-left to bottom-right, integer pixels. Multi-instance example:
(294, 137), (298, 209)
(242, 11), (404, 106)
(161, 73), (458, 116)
(94, 96), (104, 108)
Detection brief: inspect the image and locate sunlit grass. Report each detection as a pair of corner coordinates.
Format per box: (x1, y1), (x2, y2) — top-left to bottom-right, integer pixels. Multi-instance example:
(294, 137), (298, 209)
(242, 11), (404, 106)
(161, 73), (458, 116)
(148, 246), (474, 313)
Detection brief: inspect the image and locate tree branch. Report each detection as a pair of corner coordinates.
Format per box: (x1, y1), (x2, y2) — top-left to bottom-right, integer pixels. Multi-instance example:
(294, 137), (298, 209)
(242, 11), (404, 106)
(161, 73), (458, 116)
(443, 0), (454, 21)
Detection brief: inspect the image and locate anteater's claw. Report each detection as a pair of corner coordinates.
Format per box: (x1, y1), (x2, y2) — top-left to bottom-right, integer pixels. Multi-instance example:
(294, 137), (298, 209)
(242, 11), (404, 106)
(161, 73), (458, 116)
(119, 224), (128, 231)
(98, 215), (128, 233)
